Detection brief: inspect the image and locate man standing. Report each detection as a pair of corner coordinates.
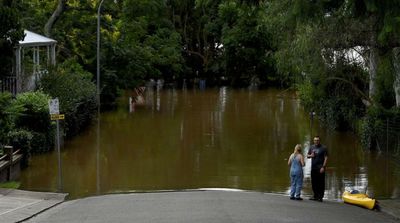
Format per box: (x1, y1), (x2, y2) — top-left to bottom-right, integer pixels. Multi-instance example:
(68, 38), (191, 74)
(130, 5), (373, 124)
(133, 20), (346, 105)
(307, 136), (328, 202)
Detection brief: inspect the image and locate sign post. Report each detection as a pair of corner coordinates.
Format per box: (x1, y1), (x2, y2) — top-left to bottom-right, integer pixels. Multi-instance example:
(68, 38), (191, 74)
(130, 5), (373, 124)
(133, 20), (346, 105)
(49, 98), (63, 192)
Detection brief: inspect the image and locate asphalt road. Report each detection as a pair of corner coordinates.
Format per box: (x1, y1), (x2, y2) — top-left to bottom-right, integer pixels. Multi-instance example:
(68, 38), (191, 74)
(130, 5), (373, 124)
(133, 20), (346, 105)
(25, 190), (399, 223)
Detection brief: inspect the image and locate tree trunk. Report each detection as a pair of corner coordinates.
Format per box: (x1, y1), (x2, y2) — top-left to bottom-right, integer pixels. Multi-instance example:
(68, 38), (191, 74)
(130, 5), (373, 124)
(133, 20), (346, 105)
(44, 0), (67, 37)
(368, 47), (378, 102)
(393, 47), (400, 107)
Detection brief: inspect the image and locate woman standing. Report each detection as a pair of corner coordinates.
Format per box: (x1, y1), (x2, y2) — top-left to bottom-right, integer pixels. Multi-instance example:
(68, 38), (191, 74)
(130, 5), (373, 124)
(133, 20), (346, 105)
(288, 144), (305, 200)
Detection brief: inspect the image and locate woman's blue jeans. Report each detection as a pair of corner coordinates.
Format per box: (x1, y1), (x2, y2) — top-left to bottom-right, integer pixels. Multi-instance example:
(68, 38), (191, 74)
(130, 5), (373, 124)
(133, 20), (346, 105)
(290, 173), (303, 198)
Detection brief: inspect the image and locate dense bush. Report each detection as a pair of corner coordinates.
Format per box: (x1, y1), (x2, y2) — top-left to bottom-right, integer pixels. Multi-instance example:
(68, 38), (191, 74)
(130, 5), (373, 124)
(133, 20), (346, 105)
(0, 91), (52, 166)
(0, 92), (24, 147)
(297, 63), (367, 131)
(39, 59), (97, 138)
(13, 91), (54, 154)
(97, 69), (120, 110)
(13, 91), (51, 132)
(8, 130), (33, 168)
(359, 107), (400, 152)
(298, 81), (363, 131)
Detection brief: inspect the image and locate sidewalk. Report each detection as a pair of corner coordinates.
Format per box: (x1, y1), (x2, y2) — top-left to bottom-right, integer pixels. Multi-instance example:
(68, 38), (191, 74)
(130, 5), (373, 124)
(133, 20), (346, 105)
(380, 199), (400, 221)
(1, 188), (399, 223)
(23, 190), (400, 223)
(0, 188), (67, 223)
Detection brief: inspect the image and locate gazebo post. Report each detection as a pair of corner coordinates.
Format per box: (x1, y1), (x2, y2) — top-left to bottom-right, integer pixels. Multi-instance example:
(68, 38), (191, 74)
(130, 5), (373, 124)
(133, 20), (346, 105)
(15, 46), (21, 94)
(47, 46), (50, 66)
(36, 47), (40, 68)
(51, 43), (56, 65)
(33, 47), (37, 74)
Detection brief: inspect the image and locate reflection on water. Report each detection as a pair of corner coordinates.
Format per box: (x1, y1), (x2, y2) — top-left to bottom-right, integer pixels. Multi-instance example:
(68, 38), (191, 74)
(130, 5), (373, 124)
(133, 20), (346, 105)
(20, 88), (400, 200)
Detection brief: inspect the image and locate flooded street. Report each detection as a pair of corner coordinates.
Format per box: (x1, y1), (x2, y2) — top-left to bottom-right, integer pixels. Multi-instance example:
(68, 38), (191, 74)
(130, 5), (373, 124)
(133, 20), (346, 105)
(20, 88), (400, 200)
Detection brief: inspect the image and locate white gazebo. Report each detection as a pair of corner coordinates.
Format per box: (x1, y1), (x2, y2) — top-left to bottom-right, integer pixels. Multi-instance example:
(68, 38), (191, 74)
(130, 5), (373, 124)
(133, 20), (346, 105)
(13, 30), (57, 94)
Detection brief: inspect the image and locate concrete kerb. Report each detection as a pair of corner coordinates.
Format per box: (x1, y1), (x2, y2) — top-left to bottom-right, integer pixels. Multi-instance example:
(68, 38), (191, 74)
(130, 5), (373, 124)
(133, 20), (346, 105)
(23, 189), (400, 223)
(0, 188), (68, 223)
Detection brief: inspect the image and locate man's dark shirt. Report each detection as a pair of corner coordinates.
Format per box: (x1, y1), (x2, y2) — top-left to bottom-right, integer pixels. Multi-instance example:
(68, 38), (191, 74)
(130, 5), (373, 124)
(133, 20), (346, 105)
(308, 144), (328, 170)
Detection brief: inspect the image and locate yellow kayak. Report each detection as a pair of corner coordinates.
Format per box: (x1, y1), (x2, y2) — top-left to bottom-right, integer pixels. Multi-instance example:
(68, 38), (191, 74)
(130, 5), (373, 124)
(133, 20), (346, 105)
(342, 191), (376, 210)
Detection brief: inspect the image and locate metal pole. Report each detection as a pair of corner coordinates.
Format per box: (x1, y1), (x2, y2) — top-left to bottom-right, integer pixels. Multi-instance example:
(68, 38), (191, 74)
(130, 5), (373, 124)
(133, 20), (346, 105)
(386, 118), (389, 153)
(310, 111), (314, 144)
(386, 118), (389, 195)
(96, 118), (100, 195)
(56, 119), (62, 192)
(96, 0), (105, 195)
(97, 0), (105, 106)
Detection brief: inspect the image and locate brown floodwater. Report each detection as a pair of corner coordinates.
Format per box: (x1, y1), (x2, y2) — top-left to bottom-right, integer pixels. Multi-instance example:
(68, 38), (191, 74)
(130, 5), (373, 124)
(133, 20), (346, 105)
(20, 88), (400, 200)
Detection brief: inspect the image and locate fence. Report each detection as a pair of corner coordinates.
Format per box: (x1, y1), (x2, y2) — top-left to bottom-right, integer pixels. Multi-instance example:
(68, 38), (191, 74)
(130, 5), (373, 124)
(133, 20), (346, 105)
(373, 117), (400, 156)
(0, 146), (23, 183)
(0, 76), (17, 96)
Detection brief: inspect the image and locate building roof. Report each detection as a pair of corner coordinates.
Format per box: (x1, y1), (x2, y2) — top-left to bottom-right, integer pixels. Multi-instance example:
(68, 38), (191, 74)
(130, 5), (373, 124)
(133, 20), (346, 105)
(18, 30), (57, 47)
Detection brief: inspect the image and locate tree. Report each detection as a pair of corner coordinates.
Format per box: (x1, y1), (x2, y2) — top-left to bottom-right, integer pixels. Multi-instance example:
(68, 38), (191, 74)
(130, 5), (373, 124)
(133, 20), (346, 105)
(219, 1), (275, 86)
(0, 1), (24, 78)
(44, 0), (67, 37)
(116, 0), (184, 85)
(267, 0), (400, 130)
(314, 0), (400, 107)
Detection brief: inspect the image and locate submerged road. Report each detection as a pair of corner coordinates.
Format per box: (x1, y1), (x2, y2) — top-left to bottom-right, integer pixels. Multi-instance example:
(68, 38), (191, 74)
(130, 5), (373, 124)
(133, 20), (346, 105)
(24, 189), (399, 223)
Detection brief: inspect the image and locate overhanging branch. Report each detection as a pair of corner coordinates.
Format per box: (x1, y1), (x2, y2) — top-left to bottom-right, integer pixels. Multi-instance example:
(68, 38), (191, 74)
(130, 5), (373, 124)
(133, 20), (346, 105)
(326, 76), (372, 107)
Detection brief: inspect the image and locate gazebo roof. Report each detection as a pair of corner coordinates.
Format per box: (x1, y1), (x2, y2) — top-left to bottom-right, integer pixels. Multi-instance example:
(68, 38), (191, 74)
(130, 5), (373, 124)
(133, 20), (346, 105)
(18, 30), (57, 47)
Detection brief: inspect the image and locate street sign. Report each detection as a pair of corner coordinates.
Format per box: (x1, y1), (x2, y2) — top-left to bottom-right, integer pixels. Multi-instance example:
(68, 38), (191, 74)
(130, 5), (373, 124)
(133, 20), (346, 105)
(51, 114), (65, 120)
(49, 98), (60, 115)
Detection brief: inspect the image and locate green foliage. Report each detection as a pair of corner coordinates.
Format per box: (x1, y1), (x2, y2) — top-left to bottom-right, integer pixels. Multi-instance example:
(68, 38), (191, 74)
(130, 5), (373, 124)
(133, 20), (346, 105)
(0, 93), (24, 144)
(375, 55), (395, 108)
(13, 91), (51, 132)
(39, 59), (97, 138)
(358, 106), (400, 151)
(109, 45), (153, 88)
(12, 91), (54, 154)
(272, 23), (326, 86)
(185, 0), (223, 80)
(100, 69), (120, 109)
(5, 0), (399, 154)
(297, 81), (321, 111)
(366, 1), (400, 44)
(17, 0), (98, 66)
(297, 62), (367, 131)
(0, 91), (52, 165)
(52, 2), (97, 67)
(30, 132), (51, 154)
(268, 0), (400, 143)
(0, 181), (20, 189)
(219, 2), (275, 86)
(8, 130), (33, 167)
(116, 0), (184, 84)
(0, 1), (24, 77)
(16, 0), (54, 33)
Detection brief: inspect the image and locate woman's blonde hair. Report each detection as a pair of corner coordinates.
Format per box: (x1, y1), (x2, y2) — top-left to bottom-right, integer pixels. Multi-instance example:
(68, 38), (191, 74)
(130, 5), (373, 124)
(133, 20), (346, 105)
(293, 144), (302, 154)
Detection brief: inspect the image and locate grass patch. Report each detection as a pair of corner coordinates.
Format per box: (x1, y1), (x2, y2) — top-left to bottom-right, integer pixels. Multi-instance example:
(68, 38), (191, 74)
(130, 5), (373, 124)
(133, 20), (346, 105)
(0, 181), (20, 189)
